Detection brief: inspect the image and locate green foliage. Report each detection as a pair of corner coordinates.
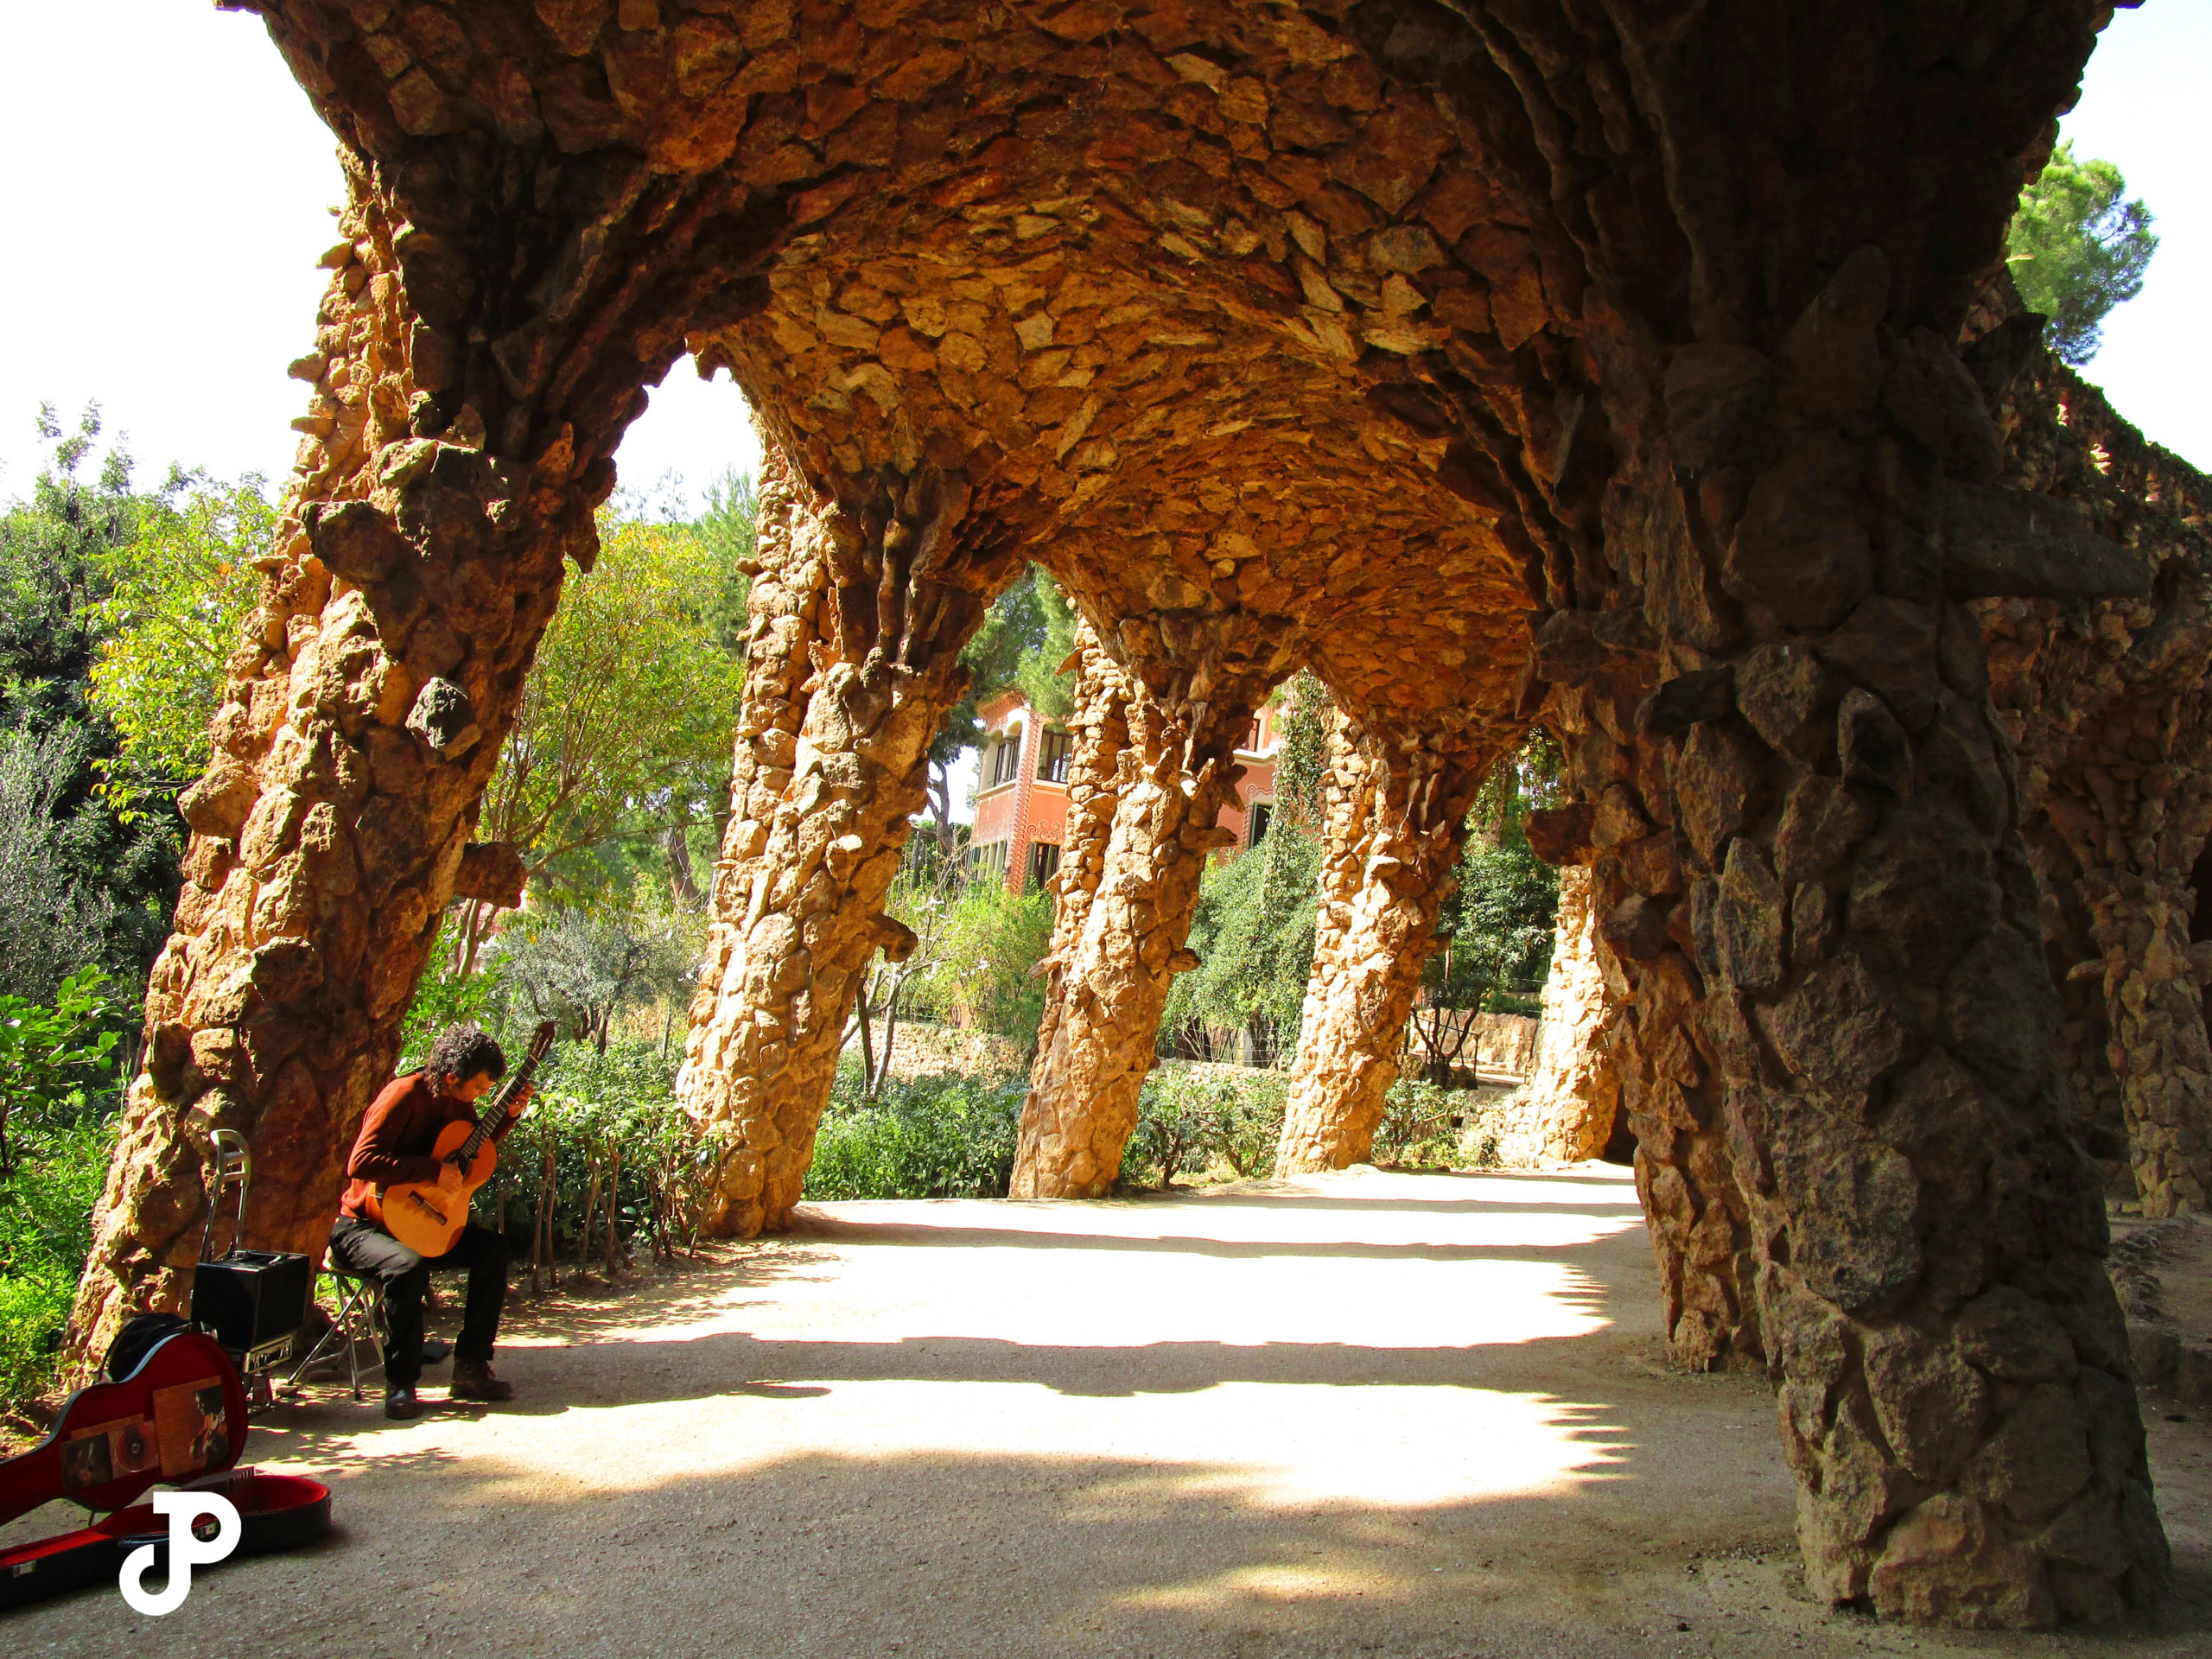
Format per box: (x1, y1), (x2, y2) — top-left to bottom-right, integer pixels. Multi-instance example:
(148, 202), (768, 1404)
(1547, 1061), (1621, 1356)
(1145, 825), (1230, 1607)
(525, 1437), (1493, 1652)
(398, 951), (499, 1070)
(1432, 734), (1562, 1009)
(0, 406), (183, 1002)
(492, 1039), (723, 1270)
(0, 1117), (114, 1411)
(904, 878), (1054, 1045)
(486, 901), (694, 1053)
(1269, 671), (1334, 824)
(1012, 569), (1080, 722)
(694, 468), (757, 655)
(479, 511), (747, 895)
(1443, 826), (1559, 1001)
(1161, 816), (1321, 1063)
(0, 969), (125, 1411)
(804, 1063), (1027, 1200)
(0, 727), (129, 1006)
(1373, 1077), (1476, 1169)
(0, 406), (142, 731)
(0, 968), (124, 1164)
(2007, 141), (2158, 366)
(86, 474), (271, 814)
(1125, 1064), (1288, 1186)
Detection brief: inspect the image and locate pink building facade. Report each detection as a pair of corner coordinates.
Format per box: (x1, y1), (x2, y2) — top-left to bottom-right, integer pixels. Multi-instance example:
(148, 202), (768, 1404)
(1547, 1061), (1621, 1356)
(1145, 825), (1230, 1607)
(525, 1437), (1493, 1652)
(969, 690), (1282, 895)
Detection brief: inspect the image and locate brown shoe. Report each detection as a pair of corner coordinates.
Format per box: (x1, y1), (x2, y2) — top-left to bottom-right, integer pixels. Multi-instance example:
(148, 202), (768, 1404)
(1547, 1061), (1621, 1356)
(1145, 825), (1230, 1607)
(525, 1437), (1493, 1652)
(448, 1359), (513, 1402)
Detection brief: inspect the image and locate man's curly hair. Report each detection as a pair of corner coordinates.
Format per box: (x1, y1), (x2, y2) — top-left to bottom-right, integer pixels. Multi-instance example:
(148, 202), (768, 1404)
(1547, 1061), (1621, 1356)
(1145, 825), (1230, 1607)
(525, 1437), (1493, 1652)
(423, 1023), (507, 1090)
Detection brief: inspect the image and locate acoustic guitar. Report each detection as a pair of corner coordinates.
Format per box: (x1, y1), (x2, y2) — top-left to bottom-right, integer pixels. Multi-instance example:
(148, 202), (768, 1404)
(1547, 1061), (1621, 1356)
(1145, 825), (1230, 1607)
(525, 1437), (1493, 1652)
(366, 1021), (556, 1256)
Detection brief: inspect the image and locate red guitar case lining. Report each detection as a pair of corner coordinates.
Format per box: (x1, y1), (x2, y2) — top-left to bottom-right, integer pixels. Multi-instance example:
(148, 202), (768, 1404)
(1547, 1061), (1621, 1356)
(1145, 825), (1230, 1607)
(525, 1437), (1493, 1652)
(1, 1332), (332, 1612)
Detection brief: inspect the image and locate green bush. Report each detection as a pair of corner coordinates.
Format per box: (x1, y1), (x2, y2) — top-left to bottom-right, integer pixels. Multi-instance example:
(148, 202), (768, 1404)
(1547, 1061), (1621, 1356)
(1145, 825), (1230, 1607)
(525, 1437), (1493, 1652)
(1375, 1077), (1467, 1169)
(0, 969), (126, 1412)
(804, 1065), (1027, 1200)
(490, 1039), (721, 1275)
(1124, 1064), (1288, 1187)
(0, 1116), (115, 1408)
(906, 882), (1053, 1045)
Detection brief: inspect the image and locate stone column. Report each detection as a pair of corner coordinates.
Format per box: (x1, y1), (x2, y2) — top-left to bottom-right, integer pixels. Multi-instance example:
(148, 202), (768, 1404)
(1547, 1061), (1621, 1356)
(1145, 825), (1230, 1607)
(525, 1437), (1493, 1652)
(1978, 352), (2212, 1218)
(1491, 865), (1626, 1166)
(1009, 617), (1282, 1199)
(1274, 714), (1502, 1174)
(66, 142), (749, 1370)
(677, 448), (1012, 1237)
(1024, 619), (1132, 1055)
(1518, 251), (2169, 1619)
(1415, 0), (2172, 1616)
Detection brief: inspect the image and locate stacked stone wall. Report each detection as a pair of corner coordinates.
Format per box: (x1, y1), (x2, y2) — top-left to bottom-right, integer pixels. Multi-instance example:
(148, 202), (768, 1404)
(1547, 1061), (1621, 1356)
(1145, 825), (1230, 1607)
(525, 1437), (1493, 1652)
(1978, 352), (2212, 1217)
(72, 0), (2169, 1625)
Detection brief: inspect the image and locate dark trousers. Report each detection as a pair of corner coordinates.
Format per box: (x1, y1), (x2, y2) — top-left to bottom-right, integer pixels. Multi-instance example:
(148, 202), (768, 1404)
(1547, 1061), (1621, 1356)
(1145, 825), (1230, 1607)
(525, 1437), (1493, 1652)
(328, 1217), (510, 1389)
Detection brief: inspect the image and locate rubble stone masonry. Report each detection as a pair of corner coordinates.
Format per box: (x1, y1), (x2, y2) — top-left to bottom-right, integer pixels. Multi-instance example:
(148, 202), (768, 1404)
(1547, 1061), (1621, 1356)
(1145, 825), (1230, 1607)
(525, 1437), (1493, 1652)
(79, 0), (2167, 1624)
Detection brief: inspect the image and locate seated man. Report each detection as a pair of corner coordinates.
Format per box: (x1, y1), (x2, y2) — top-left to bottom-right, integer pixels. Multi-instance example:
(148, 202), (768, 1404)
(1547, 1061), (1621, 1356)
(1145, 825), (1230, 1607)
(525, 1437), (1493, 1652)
(329, 1022), (531, 1420)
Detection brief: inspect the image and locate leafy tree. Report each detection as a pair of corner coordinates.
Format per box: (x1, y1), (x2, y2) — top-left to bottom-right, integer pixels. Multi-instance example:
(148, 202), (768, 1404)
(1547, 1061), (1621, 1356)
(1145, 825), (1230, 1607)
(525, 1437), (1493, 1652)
(1012, 569), (1079, 721)
(0, 407), (141, 732)
(692, 468), (757, 655)
(0, 406), (183, 1002)
(0, 728), (126, 1007)
(474, 511), (746, 924)
(904, 873), (1056, 1046)
(1411, 734), (1561, 1083)
(86, 475), (271, 814)
(1164, 817), (1320, 1064)
(2007, 141), (2158, 366)
(486, 902), (695, 1054)
(1269, 669), (1335, 823)
(1158, 672), (1332, 1063)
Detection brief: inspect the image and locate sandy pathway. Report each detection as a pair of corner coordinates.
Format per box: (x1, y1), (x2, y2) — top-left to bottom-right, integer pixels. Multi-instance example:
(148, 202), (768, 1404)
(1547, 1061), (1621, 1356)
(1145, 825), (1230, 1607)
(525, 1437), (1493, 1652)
(4, 1165), (2207, 1656)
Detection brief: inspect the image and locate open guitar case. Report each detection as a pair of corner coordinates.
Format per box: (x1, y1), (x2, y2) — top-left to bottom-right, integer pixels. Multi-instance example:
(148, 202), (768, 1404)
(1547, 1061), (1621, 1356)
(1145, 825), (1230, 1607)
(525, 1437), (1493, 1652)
(2, 1130), (333, 1611)
(0, 1329), (332, 1611)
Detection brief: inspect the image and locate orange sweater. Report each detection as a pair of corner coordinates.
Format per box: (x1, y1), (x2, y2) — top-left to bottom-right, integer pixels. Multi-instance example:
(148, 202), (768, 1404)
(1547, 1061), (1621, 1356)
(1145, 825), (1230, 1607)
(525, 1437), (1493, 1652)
(338, 1073), (480, 1222)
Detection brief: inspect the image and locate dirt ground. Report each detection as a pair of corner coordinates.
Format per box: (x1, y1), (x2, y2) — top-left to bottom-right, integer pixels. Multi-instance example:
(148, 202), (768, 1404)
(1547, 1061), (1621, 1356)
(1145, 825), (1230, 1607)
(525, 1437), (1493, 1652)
(4, 1165), (2208, 1656)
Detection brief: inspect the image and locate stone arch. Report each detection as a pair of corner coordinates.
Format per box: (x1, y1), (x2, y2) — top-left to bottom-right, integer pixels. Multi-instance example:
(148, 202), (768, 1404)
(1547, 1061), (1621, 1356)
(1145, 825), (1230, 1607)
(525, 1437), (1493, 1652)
(68, 0), (2169, 1625)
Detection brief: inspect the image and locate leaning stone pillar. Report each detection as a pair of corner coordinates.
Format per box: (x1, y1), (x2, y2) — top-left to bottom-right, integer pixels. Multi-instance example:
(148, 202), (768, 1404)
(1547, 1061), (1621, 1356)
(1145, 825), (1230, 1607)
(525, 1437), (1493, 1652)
(1491, 865), (1626, 1166)
(1522, 249), (2170, 1619)
(1274, 713), (1505, 1173)
(1979, 351), (2212, 1217)
(677, 448), (1009, 1236)
(1009, 616), (1284, 1198)
(66, 149), (728, 1370)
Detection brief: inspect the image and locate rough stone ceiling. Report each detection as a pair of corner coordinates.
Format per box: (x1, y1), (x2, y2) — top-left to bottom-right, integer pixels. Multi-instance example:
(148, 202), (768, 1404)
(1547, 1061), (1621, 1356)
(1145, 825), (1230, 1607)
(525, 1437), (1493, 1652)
(264, 0), (1555, 724)
(686, 1), (1548, 721)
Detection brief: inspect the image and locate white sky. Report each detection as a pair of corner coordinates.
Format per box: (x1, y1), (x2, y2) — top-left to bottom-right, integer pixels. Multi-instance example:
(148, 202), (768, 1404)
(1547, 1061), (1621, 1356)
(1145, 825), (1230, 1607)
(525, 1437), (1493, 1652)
(0, 5), (2202, 817)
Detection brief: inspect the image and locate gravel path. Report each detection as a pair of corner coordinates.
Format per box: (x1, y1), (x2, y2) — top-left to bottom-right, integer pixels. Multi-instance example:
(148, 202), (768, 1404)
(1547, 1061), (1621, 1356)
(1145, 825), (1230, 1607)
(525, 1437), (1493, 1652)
(5, 1165), (2207, 1656)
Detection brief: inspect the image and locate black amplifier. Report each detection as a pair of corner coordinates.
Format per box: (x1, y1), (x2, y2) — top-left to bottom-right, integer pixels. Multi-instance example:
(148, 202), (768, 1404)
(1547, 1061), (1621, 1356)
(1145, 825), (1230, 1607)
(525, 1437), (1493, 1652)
(191, 1249), (312, 1358)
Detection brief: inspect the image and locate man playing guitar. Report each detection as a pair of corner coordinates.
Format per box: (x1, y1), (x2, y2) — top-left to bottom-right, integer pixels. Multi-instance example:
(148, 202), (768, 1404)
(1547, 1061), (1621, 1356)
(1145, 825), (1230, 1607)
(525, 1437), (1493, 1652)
(329, 1023), (532, 1420)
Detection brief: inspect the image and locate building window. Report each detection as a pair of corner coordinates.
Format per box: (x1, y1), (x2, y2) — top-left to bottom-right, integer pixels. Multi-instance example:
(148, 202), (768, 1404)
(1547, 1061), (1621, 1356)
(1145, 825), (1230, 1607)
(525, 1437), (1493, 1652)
(1038, 728), (1072, 784)
(1243, 720), (1262, 753)
(988, 729), (1022, 788)
(1028, 841), (1062, 891)
(1249, 802), (1274, 847)
(971, 839), (1010, 880)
